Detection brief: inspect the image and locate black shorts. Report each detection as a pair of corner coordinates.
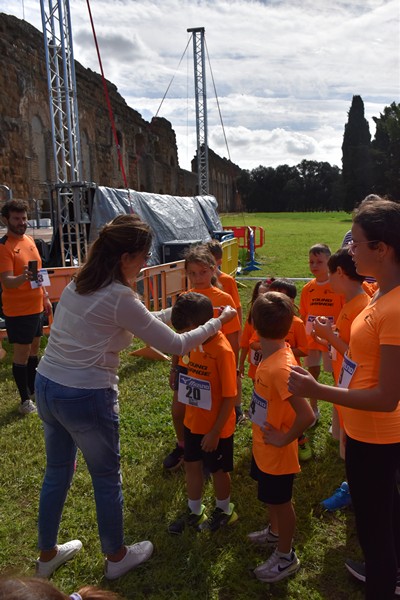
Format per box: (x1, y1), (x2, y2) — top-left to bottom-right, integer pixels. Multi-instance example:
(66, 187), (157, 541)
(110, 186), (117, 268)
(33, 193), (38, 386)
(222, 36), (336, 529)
(250, 455), (295, 505)
(184, 426), (234, 473)
(4, 312), (43, 344)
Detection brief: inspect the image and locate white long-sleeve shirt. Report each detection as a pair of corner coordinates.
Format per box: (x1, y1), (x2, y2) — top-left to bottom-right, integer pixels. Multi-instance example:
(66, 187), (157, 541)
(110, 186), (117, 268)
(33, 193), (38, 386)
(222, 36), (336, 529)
(38, 281), (222, 389)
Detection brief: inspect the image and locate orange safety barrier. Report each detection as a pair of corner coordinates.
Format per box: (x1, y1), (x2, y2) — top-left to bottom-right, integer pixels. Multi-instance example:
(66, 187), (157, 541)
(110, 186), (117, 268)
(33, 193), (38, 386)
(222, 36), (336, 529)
(223, 225), (265, 249)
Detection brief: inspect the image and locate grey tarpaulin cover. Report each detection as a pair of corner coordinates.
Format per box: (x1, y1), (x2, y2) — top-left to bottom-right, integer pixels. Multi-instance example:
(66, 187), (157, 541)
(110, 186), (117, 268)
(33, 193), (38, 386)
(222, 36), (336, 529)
(90, 187), (223, 265)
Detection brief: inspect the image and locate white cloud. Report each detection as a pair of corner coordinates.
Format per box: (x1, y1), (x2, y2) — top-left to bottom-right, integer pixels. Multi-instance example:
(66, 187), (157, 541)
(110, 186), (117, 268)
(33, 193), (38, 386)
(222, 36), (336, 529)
(1, 0), (398, 171)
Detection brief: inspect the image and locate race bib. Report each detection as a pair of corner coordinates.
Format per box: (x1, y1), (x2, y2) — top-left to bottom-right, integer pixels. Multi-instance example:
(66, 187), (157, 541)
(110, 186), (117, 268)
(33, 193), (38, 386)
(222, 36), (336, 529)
(248, 389), (268, 427)
(250, 348), (263, 366)
(178, 373), (212, 411)
(337, 353), (357, 388)
(30, 268), (50, 289)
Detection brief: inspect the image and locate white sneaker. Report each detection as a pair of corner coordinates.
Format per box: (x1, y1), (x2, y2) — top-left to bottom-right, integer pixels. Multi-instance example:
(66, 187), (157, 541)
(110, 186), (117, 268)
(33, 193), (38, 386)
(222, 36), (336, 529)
(105, 541), (154, 580)
(19, 399), (37, 415)
(36, 540), (82, 577)
(254, 549), (300, 582)
(247, 523), (278, 546)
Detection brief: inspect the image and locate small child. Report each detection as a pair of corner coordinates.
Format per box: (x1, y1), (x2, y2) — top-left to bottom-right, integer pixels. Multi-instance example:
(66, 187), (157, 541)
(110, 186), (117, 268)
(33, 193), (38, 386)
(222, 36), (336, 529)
(299, 244), (344, 424)
(268, 278), (310, 461)
(168, 292), (238, 534)
(207, 240), (242, 325)
(163, 247), (241, 470)
(247, 292), (314, 583)
(239, 280), (270, 383)
(312, 248), (369, 511)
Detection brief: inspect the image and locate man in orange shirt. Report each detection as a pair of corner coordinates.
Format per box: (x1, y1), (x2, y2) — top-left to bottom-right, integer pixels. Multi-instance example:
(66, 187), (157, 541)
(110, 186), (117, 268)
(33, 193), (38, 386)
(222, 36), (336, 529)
(0, 200), (51, 414)
(247, 291), (314, 583)
(167, 293), (238, 534)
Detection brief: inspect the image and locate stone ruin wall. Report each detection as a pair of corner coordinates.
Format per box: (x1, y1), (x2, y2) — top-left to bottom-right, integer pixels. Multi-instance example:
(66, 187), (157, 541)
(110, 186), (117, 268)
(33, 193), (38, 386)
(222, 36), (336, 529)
(0, 13), (242, 214)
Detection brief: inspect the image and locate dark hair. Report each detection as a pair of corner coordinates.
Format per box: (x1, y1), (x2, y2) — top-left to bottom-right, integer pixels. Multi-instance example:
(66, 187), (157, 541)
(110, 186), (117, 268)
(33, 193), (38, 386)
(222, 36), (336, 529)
(75, 214), (152, 294)
(268, 278), (297, 300)
(353, 195), (400, 262)
(0, 577), (121, 600)
(252, 291), (294, 339)
(1, 199), (29, 219)
(328, 248), (365, 282)
(309, 243), (331, 257)
(206, 240), (223, 260)
(171, 292), (214, 331)
(247, 279), (274, 324)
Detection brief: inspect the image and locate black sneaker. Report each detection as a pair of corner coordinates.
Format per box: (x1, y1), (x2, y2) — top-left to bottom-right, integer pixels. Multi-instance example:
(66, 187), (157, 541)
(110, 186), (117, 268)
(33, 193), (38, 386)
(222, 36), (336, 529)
(168, 505), (207, 534)
(201, 503), (238, 532)
(163, 443), (184, 471)
(345, 559), (400, 596)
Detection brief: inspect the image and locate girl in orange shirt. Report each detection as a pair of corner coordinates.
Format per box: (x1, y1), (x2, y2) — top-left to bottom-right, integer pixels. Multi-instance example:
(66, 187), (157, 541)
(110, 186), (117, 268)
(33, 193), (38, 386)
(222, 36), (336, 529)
(289, 196), (400, 599)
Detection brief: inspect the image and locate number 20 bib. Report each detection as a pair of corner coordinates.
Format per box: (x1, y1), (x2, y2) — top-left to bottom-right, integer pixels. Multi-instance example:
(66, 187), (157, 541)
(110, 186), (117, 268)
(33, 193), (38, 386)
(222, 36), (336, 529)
(178, 373), (212, 411)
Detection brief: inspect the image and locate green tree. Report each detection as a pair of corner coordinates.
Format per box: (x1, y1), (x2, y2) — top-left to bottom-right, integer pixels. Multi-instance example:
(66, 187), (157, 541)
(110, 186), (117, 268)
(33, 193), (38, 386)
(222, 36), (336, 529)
(341, 95), (372, 211)
(371, 102), (400, 200)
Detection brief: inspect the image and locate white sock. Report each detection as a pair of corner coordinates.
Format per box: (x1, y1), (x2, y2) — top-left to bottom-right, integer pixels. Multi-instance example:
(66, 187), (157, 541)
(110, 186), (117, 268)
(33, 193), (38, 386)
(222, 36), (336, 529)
(188, 499), (202, 515)
(216, 496), (231, 514)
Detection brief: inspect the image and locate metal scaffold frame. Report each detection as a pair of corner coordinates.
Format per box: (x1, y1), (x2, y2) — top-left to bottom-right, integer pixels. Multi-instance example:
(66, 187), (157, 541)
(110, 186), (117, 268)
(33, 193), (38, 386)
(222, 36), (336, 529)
(40, 0), (90, 266)
(187, 27), (209, 196)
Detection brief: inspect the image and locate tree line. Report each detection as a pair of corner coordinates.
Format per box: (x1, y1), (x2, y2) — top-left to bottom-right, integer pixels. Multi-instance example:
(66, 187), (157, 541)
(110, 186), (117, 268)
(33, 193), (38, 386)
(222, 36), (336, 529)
(236, 97), (400, 212)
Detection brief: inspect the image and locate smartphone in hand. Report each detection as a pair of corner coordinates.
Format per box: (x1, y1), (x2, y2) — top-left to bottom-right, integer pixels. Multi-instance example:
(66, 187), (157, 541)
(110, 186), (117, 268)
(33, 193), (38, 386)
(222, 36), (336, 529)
(28, 260), (38, 282)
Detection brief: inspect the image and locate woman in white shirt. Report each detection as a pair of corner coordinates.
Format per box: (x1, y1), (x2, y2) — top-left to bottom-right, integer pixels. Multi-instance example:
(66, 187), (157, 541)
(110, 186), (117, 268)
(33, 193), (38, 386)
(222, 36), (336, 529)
(34, 214), (235, 580)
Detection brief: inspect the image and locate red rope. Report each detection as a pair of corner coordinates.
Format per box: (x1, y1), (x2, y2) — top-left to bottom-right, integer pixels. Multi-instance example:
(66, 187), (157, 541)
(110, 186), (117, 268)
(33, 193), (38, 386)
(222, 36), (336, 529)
(85, 0), (129, 190)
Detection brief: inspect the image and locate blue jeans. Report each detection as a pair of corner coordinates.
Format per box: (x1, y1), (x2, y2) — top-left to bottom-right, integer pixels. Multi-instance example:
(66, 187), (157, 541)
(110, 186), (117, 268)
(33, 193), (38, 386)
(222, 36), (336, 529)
(35, 373), (124, 554)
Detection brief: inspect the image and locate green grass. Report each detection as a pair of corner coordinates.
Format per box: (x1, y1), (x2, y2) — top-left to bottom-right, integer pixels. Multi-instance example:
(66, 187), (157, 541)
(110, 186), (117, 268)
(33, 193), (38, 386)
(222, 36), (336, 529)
(0, 212), (365, 599)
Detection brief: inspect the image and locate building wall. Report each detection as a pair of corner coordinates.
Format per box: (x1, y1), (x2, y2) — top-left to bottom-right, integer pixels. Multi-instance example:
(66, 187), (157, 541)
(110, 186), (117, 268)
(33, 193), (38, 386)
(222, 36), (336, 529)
(0, 13), (242, 212)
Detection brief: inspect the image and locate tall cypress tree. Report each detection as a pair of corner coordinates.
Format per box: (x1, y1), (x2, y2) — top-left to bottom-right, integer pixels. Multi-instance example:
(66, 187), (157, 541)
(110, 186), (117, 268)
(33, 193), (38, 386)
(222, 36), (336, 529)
(341, 95), (372, 211)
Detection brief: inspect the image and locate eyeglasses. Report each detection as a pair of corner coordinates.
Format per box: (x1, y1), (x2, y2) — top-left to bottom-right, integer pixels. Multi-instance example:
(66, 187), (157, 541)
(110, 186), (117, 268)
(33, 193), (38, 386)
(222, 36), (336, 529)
(346, 239), (380, 254)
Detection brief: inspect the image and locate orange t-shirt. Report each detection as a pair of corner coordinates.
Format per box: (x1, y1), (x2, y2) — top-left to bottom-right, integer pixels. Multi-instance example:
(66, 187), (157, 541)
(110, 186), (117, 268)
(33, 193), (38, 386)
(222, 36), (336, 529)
(362, 280), (378, 297)
(286, 315), (308, 366)
(179, 331), (237, 438)
(189, 286), (241, 336)
(0, 234), (43, 316)
(340, 286), (400, 444)
(251, 346), (300, 475)
(331, 292), (369, 384)
(218, 272), (241, 310)
(241, 320), (259, 380)
(299, 279), (344, 351)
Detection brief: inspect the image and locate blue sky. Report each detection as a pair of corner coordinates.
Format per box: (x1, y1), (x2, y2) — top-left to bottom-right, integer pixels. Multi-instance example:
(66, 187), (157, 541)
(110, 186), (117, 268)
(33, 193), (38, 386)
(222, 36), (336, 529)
(2, 0), (399, 171)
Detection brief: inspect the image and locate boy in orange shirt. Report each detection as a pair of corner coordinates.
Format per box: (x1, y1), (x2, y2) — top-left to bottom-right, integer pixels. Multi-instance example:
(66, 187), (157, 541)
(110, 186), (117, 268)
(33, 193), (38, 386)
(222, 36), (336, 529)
(247, 292), (314, 583)
(299, 244), (344, 423)
(268, 278), (310, 461)
(168, 293), (238, 534)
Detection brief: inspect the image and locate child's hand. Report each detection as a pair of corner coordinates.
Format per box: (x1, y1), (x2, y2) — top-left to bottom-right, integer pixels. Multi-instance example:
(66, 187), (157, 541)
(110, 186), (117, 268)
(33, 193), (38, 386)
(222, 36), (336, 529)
(201, 431), (220, 452)
(262, 422), (286, 447)
(313, 316), (333, 341)
(238, 363), (245, 378)
(288, 365), (319, 398)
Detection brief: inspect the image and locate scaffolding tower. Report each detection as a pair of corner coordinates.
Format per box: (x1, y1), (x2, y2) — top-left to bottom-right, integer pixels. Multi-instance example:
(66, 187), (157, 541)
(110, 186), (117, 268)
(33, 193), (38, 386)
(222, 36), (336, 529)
(187, 27), (209, 196)
(40, 0), (91, 266)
